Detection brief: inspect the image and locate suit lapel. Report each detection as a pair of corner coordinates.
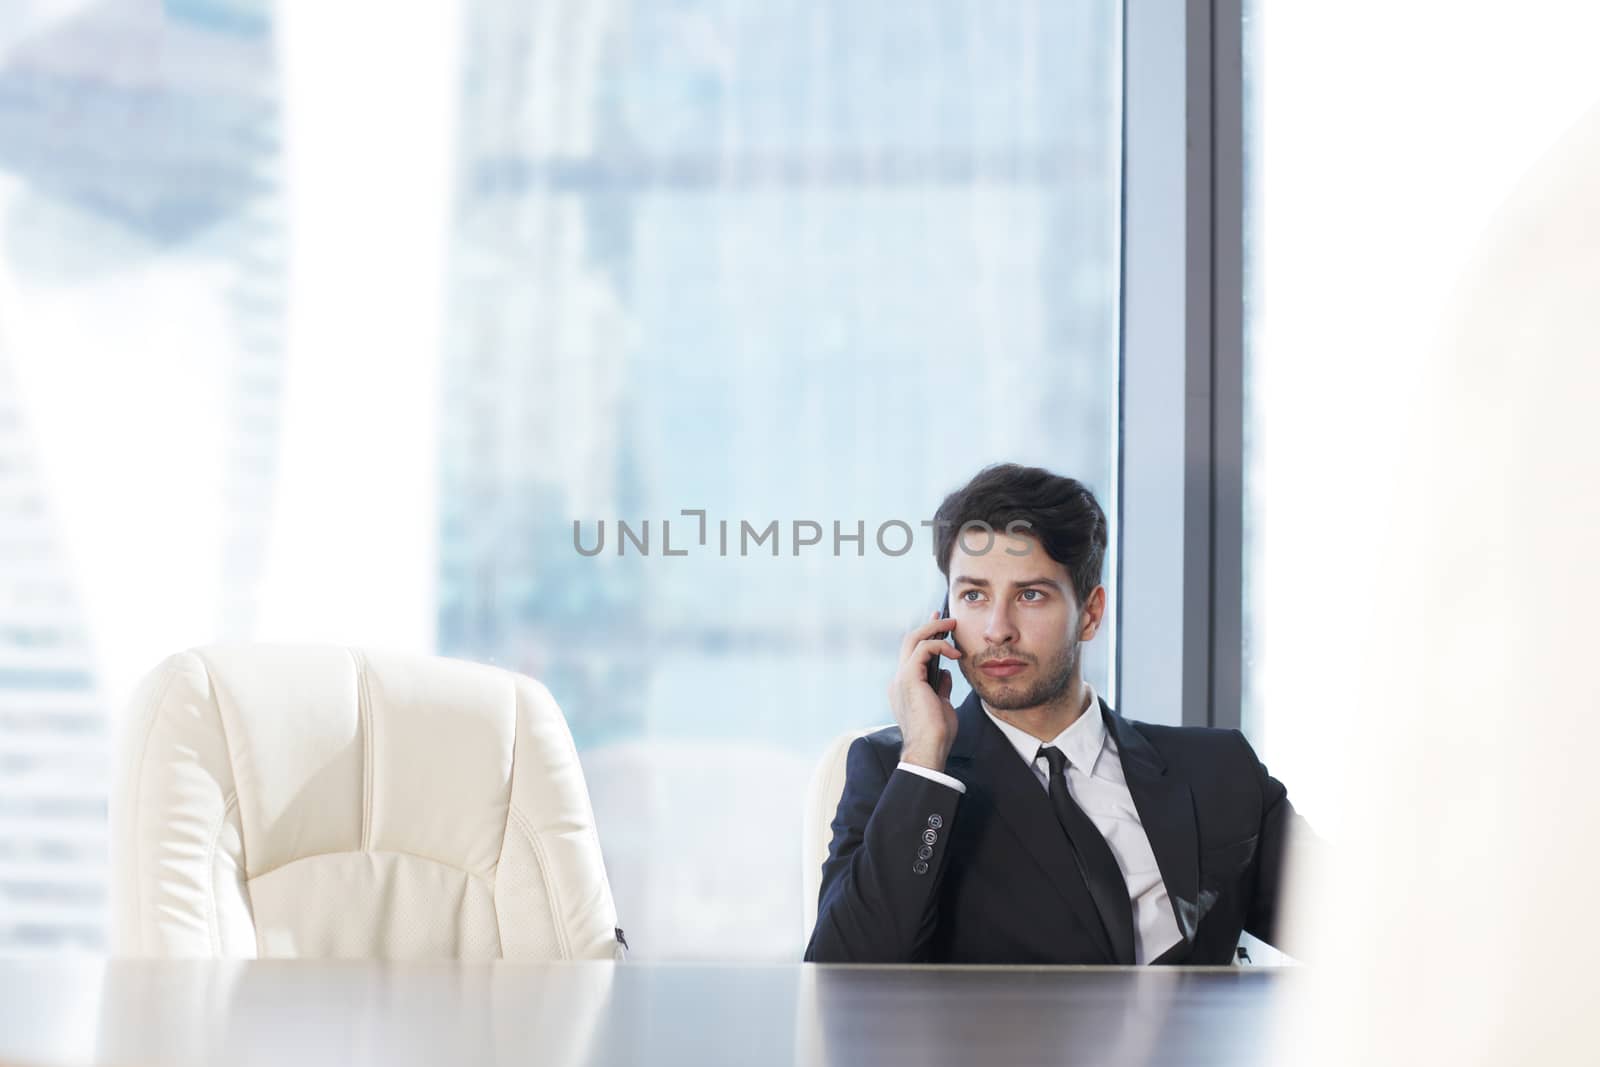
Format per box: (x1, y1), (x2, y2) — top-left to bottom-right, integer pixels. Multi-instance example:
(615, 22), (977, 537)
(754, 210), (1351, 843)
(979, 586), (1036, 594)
(1102, 702), (1201, 954)
(945, 692), (1117, 963)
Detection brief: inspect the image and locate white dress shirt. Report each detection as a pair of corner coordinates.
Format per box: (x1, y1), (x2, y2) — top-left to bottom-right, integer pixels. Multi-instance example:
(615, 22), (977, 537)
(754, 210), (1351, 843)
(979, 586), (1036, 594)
(897, 684), (1182, 964)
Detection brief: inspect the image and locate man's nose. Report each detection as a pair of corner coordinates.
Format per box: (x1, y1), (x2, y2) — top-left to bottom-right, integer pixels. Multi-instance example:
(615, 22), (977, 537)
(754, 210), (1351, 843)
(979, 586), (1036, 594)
(982, 602), (1019, 646)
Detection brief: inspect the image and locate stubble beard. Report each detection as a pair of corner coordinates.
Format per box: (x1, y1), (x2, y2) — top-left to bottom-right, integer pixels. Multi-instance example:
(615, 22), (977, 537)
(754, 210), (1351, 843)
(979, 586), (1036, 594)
(965, 631), (1082, 712)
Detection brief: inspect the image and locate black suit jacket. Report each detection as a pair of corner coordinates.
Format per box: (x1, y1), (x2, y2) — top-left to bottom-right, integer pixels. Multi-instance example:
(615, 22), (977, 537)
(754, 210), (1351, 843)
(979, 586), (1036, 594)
(804, 691), (1308, 965)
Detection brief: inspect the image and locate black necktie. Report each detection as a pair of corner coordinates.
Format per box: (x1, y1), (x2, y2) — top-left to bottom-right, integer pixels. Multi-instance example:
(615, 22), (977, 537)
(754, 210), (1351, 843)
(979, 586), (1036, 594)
(1038, 745), (1135, 965)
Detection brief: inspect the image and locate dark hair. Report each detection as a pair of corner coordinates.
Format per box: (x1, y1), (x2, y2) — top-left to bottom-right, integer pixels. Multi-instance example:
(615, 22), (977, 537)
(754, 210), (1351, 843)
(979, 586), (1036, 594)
(933, 463), (1108, 605)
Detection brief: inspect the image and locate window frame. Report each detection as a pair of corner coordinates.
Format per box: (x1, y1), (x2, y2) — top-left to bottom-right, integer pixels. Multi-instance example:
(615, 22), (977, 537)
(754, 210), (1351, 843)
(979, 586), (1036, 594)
(1116, 0), (1245, 730)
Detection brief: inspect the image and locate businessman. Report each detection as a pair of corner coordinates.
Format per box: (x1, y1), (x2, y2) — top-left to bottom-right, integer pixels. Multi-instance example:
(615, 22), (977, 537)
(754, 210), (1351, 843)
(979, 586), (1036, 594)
(805, 463), (1311, 965)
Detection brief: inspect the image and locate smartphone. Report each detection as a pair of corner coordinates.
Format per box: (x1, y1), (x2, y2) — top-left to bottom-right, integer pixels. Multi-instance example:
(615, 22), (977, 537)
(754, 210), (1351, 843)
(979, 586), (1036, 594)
(925, 592), (955, 689)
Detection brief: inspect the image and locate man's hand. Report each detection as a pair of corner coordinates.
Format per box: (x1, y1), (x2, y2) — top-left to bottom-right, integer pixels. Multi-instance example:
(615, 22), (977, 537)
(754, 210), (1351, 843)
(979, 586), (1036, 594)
(888, 612), (962, 772)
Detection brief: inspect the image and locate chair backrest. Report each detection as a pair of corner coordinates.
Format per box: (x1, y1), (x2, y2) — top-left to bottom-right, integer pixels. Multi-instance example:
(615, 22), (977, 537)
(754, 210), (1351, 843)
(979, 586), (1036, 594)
(800, 724), (890, 943)
(111, 644), (622, 960)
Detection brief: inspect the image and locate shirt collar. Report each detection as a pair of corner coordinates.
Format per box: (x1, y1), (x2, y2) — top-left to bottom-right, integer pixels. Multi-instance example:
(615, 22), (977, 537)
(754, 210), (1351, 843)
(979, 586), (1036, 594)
(983, 682), (1107, 778)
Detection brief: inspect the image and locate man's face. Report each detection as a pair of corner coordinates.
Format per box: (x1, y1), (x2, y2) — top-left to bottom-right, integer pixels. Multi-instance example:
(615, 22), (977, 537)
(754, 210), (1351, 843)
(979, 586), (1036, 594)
(948, 530), (1104, 712)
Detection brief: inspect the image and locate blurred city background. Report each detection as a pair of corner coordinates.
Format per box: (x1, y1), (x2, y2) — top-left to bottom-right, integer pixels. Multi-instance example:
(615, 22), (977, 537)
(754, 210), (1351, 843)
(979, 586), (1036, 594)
(0, 0), (1120, 958)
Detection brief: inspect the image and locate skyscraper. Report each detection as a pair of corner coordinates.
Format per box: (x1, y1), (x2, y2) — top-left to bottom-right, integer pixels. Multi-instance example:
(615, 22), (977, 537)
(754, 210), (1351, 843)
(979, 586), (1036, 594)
(0, 0), (285, 643)
(0, 0), (284, 953)
(0, 339), (106, 954)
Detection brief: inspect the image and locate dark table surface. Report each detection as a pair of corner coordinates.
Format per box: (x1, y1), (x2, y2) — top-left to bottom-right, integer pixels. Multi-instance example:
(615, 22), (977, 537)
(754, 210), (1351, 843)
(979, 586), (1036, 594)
(0, 960), (1291, 1066)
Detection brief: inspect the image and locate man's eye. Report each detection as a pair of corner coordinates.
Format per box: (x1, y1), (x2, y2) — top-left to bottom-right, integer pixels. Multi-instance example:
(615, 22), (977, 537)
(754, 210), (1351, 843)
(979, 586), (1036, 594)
(961, 590), (981, 602)
(1020, 590), (1043, 602)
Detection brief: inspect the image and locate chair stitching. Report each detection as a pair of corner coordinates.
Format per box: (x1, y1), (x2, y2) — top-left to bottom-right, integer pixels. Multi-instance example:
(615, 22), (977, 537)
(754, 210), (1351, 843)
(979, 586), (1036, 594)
(246, 847), (496, 885)
(350, 648), (374, 852)
(127, 660), (183, 955)
(192, 650), (254, 955)
(203, 792), (239, 955)
(489, 678), (519, 958)
(511, 808), (572, 960)
(538, 679), (599, 960)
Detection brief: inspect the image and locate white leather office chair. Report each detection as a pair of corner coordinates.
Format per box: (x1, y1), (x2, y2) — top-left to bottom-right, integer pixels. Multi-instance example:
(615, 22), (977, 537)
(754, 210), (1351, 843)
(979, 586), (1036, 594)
(801, 725), (887, 943)
(111, 645), (624, 960)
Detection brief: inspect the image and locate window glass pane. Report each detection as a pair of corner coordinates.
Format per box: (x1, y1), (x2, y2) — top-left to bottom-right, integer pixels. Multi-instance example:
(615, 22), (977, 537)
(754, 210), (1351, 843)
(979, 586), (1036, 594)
(0, 0), (1121, 959)
(438, 1), (1122, 959)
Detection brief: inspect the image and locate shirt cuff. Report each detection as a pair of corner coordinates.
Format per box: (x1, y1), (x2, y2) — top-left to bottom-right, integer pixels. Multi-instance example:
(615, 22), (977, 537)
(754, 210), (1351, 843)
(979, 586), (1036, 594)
(896, 761), (967, 795)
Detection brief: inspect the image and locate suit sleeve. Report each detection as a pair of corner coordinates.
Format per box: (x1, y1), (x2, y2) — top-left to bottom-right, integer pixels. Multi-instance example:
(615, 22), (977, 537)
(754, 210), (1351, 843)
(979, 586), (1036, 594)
(803, 737), (963, 963)
(1237, 731), (1322, 958)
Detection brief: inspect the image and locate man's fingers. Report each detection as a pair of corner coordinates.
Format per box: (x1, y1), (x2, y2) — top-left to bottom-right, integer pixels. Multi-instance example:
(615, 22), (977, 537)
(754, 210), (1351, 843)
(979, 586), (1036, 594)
(936, 668), (954, 701)
(908, 637), (962, 670)
(899, 615), (958, 662)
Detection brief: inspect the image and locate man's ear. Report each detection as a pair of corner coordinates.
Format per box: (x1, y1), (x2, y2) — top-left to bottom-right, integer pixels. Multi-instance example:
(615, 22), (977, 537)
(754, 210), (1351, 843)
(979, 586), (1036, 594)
(1078, 585), (1107, 640)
